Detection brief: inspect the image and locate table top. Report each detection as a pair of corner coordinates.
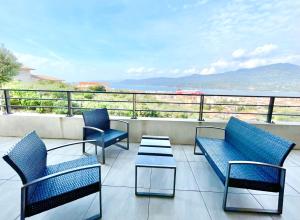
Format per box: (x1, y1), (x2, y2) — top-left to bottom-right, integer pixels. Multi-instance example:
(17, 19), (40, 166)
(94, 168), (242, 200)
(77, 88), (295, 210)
(142, 135), (170, 140)
(136, 155), (176, 168)
(138, 146), (173, 156)
(140, 139), (171, 148)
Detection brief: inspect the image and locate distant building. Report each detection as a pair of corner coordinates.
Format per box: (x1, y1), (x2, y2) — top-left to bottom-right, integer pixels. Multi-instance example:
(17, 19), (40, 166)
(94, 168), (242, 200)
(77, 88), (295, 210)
(76, 82), (108, 90)
(14, 66), (64, 83)
(31, 74), (64, 82)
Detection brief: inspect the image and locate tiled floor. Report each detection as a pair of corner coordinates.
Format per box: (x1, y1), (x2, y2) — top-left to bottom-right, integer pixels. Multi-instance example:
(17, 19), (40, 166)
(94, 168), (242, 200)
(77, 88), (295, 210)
(0, 137), (300, 220)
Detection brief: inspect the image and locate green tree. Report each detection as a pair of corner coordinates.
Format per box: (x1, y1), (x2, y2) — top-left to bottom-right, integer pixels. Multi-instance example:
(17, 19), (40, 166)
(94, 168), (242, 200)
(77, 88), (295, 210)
(0, 46), (21, 87)
(89, 85), (106, 92)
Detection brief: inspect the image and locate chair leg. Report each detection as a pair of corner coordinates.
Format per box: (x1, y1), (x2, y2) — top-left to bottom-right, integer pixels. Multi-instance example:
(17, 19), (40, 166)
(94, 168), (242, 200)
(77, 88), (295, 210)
(223, 184), (285, 214)
(99, 167), (102, 218)
(223, 164), (285, 214)
(95, 144), (97, 155)
(102, 146), (105, 164)
(82, 142), (86, 154)
(127, 138), (129, 150)
(222, 177), (230, 210)
(20, 188), (26, 220)
(194, 141), (203, 155)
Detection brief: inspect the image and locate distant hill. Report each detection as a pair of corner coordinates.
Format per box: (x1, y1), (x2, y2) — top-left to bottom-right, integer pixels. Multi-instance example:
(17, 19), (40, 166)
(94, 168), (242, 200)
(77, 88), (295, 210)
(116, 63), (300, 92)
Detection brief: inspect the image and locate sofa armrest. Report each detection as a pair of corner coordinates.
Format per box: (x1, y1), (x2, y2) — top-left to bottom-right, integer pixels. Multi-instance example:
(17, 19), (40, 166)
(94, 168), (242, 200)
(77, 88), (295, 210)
(228, 161), (285, 170)
(195, 126), (225, 139)
(226, 160), (286, 185)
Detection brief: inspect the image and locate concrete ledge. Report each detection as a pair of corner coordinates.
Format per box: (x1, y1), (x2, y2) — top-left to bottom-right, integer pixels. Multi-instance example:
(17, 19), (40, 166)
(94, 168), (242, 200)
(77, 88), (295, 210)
(0, 113), (299, 149)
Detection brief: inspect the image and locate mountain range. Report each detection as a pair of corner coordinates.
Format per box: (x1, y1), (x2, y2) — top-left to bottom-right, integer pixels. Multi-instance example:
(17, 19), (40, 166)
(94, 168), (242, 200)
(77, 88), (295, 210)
(114, 63), (300, 93)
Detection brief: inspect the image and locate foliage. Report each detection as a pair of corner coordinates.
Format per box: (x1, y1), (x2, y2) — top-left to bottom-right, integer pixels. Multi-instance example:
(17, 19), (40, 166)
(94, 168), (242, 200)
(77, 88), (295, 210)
(0, 46), (21, 87)
(89, 85), (106, 92)
(1, 81), (299, 122)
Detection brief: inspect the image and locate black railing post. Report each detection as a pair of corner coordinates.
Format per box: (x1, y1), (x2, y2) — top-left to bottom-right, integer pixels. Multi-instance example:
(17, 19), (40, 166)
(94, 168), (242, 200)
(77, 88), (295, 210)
(266, 97), (275, 123)
(132, 93), (137, 119)
(67, 91), (73, 116)
(198, 95), (204, 121)
(3, 89), (12, 114)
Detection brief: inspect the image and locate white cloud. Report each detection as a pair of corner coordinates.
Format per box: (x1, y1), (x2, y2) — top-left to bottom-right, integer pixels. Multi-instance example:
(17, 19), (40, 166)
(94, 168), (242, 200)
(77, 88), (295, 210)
(15, 52), (50, 67)
(249, 44), (278, 56)
(14, 51), (98, 81)
(239, 58), (267, 69)
(211, 59), (232, 68)
(126, 67), (156, 75)
(200, 66), (216, 75)
(232, 49), (246, 58)
(198, 43), (299, 75)
(232, 44), (278, 60)
(269, 54), (300, 64)
(170, 68), (180, 74)
(183, 67), (199, 74)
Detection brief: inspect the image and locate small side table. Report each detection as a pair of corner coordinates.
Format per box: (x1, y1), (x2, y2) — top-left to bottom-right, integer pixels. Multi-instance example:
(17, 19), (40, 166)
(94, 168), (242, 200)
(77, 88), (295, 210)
(135, 155), (176, 198)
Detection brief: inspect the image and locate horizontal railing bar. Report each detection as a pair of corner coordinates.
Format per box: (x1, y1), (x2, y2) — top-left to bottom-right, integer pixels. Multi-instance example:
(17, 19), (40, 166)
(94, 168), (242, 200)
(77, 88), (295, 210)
(274, 105), (300, 108)
(135, 109), (267, 115)
(203, 111), (267, 115)
(71, 99), (131, 103)
(204, 103), (269, 107)
(10, 105), (67, 109)
(272, 113), (300, 116)
(137, 101), (199, 105)
(9, 97), (65, 101)
(2, 88), (300, 98)
(72, 107), (131, 111)
(136, 109), (199, 113)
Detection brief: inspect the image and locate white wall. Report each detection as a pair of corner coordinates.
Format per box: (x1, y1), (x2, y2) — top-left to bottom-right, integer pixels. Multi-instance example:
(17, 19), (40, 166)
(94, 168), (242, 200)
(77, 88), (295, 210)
(0, 113), (299, 149)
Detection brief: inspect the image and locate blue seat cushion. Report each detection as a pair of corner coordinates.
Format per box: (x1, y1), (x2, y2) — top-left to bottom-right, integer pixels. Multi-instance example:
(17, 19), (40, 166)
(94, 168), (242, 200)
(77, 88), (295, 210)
(85, 128), (128, 148)
(196, 137), (280, 192)
(25, 156), (100, 217)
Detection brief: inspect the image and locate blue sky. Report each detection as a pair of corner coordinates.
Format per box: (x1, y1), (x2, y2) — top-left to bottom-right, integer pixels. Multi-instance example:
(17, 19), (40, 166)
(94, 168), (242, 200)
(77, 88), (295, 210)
(0, 0), (300, 82)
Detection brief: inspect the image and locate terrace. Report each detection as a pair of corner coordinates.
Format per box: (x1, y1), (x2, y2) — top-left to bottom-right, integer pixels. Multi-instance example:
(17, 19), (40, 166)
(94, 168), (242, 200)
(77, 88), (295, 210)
(0, 137), (300, 220)
(0, 89), (300, 220)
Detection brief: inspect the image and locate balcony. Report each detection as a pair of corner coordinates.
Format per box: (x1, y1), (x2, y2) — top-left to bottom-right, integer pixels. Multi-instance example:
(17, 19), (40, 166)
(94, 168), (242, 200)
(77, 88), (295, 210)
(0, 89), (300, 219)
(0, 136), (300, 220)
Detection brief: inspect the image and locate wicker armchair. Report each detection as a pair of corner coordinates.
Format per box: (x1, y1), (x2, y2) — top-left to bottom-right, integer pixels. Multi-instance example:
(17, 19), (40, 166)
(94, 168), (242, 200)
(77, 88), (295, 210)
(2, 131), (102, 220)
(82, 108), (129, 164)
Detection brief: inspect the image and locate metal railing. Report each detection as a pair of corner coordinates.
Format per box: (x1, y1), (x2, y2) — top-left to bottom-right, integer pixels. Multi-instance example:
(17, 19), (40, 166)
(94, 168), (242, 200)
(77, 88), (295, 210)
(1, 88), (300, 123)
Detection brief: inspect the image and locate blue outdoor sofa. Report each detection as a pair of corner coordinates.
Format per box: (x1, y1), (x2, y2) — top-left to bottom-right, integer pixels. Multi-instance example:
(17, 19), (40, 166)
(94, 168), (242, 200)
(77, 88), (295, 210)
(3, 131), (102, 220)
(194, 117), (295, 214)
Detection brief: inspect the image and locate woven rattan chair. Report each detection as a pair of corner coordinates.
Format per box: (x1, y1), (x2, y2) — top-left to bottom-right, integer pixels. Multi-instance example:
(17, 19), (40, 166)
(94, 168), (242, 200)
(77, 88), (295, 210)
(82, 108), (129, 164)
(2, 131), (102, 220)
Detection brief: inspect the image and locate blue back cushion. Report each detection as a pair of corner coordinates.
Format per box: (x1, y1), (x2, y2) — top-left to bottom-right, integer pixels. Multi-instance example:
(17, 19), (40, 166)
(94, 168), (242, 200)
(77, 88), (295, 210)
(2, 131), (47, 184)
(225, 117), (295, 166)
(82, 108), (110, 137)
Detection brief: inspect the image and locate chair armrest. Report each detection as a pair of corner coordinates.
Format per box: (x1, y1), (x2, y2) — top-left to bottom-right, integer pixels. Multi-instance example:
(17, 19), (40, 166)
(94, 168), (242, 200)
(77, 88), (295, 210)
(110, 119), (129, 133)
(22, 164), (101, 189)
(47, 140), (97, 152)
(83, 126), (104, 134)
